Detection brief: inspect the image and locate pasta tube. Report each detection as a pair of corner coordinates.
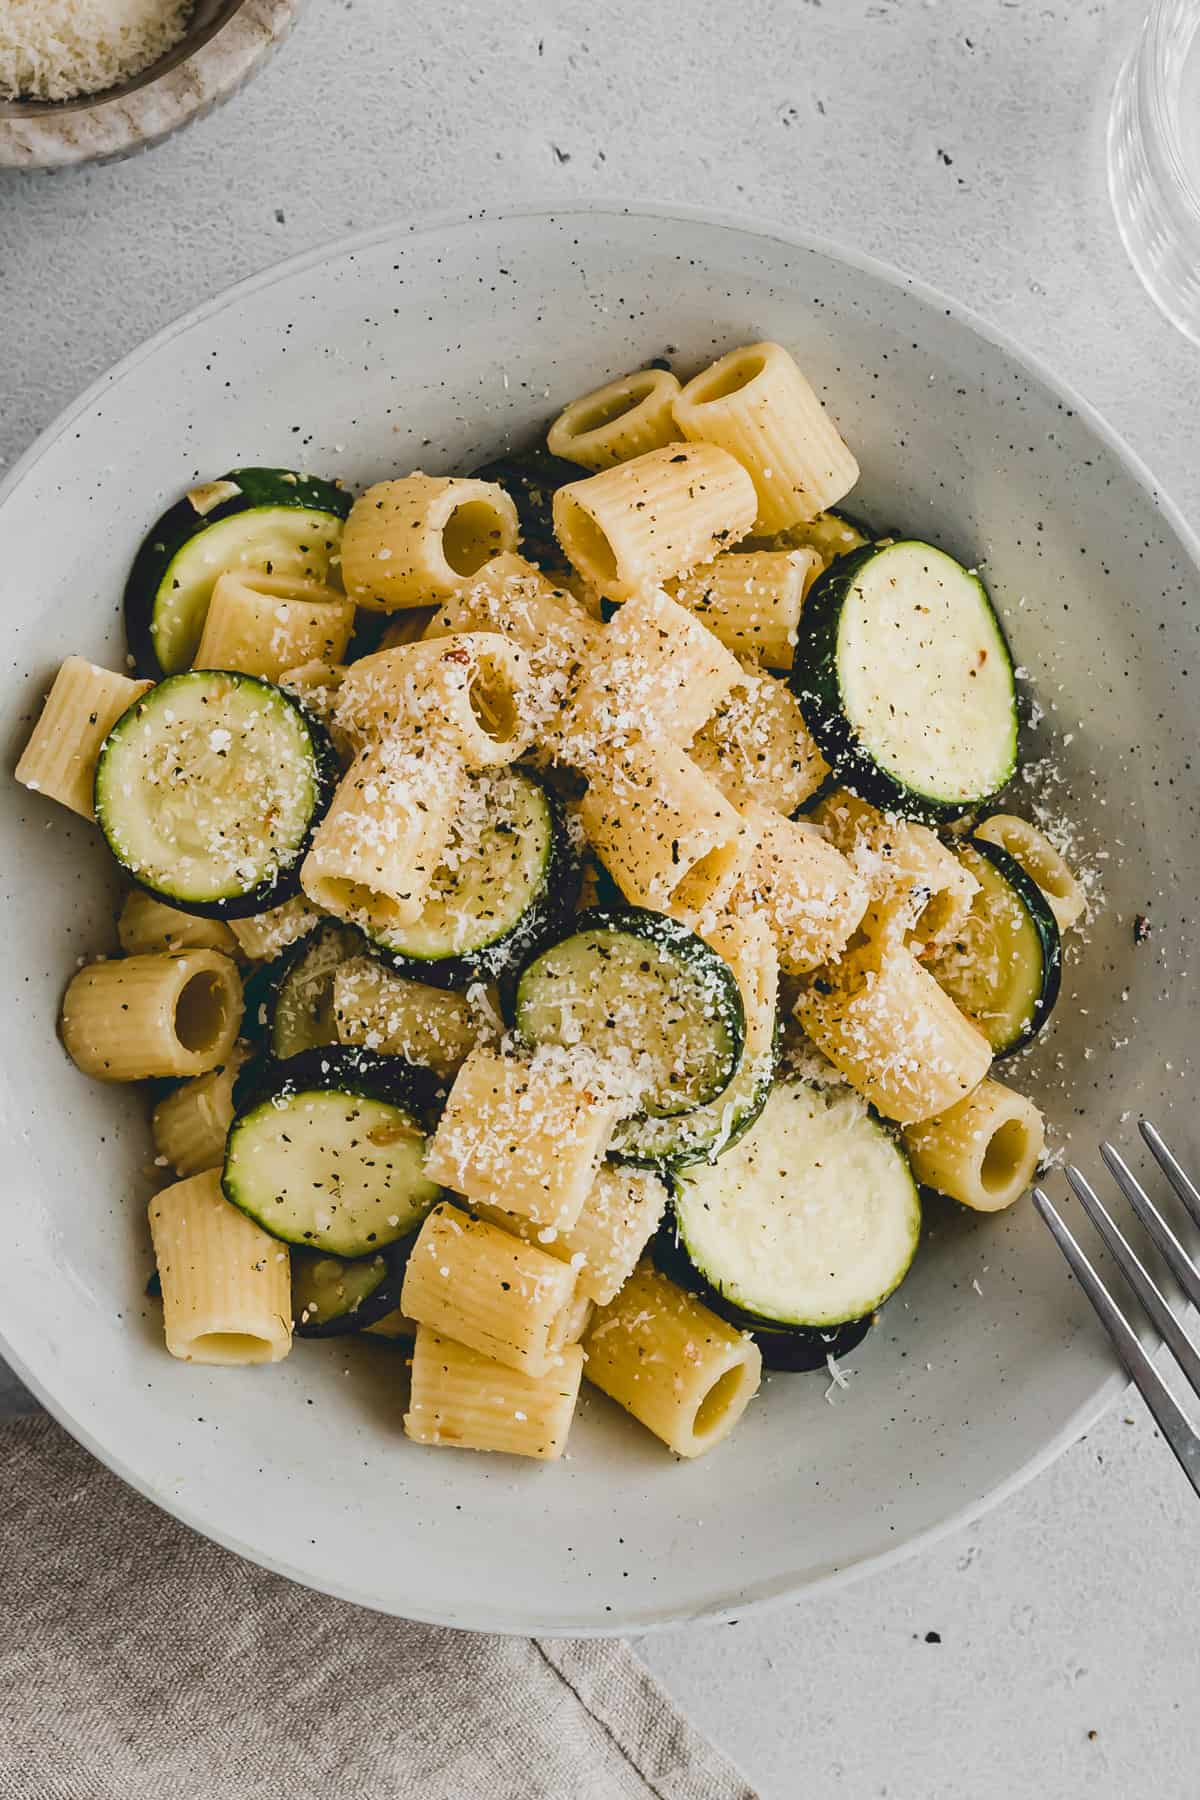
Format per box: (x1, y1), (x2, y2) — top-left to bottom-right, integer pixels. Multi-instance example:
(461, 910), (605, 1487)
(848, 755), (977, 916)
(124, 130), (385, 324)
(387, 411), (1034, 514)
(333, 633), (532, 768)
(794, 941), (992, 1124)
(578, 737), (747, 917)
(689, 668), (828, 816)
(149, 1169), (291, 1365)
(405, 1328), (582, 1460)
(903, 1078), (1045, 1213)
(583, 1263), (762, 1458)
(61, 950), (242, 1082)
(548, 366), (682, 470)
(734, 801), (868, 975)
(15, 658), (149, 820)
(192, 572), (355, 680)
(553, 442), (757, 599)
(424, 1047), (620, 1231)
(667, 547), (821, 670)
(300, 743), (459, 932)
(400, 1202), (580, 1377)
(674, 341), (859, 532)
(341, 474), (519, 611)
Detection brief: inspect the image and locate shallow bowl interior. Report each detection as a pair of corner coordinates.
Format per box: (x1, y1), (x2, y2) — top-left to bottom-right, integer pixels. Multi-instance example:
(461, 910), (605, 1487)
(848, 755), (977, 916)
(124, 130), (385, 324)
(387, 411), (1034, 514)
(1, 208), (1197, 1634)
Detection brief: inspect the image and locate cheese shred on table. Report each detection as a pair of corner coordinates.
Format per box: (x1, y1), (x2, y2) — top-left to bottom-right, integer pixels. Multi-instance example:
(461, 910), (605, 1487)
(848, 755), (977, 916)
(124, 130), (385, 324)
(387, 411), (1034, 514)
(0, 0), (193, 103)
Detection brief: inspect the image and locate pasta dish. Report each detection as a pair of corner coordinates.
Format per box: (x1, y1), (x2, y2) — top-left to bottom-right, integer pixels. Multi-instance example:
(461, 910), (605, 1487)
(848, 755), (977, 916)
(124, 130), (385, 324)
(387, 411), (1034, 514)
(15, 341), (1086, 1462)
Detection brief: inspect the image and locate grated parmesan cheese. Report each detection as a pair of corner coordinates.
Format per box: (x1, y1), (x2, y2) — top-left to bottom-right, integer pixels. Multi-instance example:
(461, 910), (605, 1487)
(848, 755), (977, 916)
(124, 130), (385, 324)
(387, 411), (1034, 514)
(0, 0), (193, 103)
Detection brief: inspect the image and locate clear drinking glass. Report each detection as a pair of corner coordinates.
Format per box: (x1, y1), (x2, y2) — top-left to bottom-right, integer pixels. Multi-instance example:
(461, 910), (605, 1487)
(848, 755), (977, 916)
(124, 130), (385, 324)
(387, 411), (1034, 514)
(1108, 0), (1200, 343)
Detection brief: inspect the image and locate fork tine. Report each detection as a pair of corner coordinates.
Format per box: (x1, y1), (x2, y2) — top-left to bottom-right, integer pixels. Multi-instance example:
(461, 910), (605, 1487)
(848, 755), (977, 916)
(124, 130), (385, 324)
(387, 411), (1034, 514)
(1032, 1187), (1200, 1499)
(1099, 1142), (1200, 1312)
(1065, 1166), (1200, 1395)
(1139, 1120), (1200, 1233)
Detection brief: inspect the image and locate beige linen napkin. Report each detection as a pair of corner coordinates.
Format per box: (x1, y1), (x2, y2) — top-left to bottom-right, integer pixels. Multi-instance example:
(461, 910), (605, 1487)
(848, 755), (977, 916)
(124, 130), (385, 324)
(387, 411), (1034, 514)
(0, 1416), (757, 1800)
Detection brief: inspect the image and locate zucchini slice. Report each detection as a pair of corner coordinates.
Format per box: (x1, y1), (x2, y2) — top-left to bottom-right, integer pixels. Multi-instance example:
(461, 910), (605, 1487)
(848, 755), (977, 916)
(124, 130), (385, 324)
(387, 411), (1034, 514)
(513, 907), (745, 1118)
(125, 467), (351, 678)
(292, 1243), (408, 1337)
(224, 1047), (443, 1256)
(667, 1079), (921, 1343)
(94, 671), (337, 918)
(470, 447), (580, 573)
(926, 837), (1062, 1055)
(266, 921), (366, 1059)
(369, 767), (580, 989)
(792, 540), (1017, 822)
(611, 920), (779, 1167)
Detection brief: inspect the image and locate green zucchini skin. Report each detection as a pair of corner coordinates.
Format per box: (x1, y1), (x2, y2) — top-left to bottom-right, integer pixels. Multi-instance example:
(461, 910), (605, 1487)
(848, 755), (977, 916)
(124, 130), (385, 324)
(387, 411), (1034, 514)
(791, 540), (1017, 824)
(511, 906), (746, 1119)
(267, 921), (366, 1060)
(470, 447), (579, 573)
(651, 1219), (875, 1371)
(124, 467), (352, 679)
(948, 835), (1062, 1057)
(292, 1240), (410, 1338)
(231, 1043), (445, 1123)
(94, 672), (340, 920)
(373, 771), (581, 992)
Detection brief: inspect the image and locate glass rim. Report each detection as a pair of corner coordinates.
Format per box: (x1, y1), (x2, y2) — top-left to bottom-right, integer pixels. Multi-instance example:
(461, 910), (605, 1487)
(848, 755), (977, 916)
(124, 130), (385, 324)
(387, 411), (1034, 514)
(1138, 0), (1200, 222)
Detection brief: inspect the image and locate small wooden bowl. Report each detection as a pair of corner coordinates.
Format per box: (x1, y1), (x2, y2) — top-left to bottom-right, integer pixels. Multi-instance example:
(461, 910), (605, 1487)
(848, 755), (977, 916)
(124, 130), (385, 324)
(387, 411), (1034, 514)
(0, 0), (303, 169)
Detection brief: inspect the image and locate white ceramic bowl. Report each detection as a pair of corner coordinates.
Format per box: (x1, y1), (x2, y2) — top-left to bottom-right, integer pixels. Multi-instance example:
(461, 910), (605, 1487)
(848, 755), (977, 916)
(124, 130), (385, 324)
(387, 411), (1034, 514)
(2, 207), (1198, 1635)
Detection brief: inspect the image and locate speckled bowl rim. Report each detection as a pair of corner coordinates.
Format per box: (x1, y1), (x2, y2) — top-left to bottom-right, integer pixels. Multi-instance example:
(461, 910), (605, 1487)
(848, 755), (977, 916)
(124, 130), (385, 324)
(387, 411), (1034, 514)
(0, 0), (303, 169)
(2, 201), (1197, 1635)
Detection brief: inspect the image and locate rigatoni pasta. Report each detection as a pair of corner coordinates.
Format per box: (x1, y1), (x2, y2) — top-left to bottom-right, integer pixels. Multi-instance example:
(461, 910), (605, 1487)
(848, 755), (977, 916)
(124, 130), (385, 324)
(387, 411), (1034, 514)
(578, 736), (747, 917)
(469, 1164), (669, 1307)
(794, 940), (992, 1124)
(148, 1170), (292, 1365)
(332, 957), (478, 1079)
(118, 890), (240, 958)
(583, 1263), (762, 1458)
(60, 949), (242, 1081)
(334, 634), (532, 768)
(424, 1047), (620, 1231)
(734, 802), (868, 974)
(553, 442), (757, 599)
(569, 586), (741, 750)
(300, 743), (459, 931)
(341, 474), (520, 610)
(400, 1203), (580, 1377)
(404, 1328), (583, 1460)
(667, 547), (820, 670)
(903, 1078), (1046, 1212)
(15, 658), (150, 819)
(152, 1047), (248, 1177)
(548, 366), (682, 471)
(689, 668), (828, 816)
(973, 813), (1086, 931)
(192, 572), (355, 680)
(674, 340), (859, 531)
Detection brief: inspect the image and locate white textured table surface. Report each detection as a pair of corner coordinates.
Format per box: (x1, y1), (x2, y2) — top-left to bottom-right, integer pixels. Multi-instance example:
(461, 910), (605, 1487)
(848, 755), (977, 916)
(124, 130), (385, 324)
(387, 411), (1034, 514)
(3, 2), (1199, 1795)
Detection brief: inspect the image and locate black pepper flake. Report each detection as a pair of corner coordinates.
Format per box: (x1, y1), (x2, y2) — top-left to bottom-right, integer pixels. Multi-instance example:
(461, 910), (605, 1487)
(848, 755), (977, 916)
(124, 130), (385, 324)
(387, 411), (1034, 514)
(924, 1630), (941, 1644)
(1133, 913), (1151, 944)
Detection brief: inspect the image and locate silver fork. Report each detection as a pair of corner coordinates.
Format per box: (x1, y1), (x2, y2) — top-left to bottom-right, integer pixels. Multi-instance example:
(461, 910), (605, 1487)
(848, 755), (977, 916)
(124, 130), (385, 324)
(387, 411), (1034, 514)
(1033, 1120), (1200, 1498)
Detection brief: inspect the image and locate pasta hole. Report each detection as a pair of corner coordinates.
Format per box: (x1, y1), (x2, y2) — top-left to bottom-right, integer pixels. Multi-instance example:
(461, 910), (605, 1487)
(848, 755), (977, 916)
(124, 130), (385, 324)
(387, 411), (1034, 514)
(310, 877), (408, 929)
(174, 971), (232, 1054)
(442, 499), (509, 577)
(687, 349), (767, 406)
(468, 658), (521, 744)
(692, 1362), (749, 1440)
(981, 1117), (1032, 1195)
(567, 375), (654, 440)
(190, 1332), (276, 1363)
(672, 841), (741, 910)
(556, 494), (619, 584)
